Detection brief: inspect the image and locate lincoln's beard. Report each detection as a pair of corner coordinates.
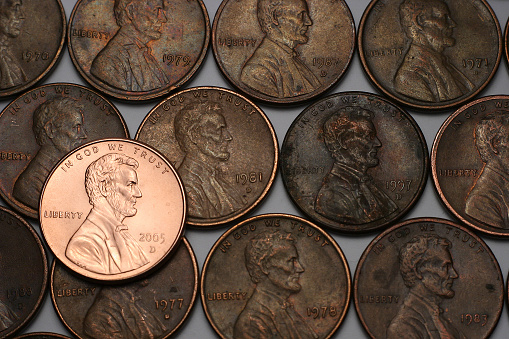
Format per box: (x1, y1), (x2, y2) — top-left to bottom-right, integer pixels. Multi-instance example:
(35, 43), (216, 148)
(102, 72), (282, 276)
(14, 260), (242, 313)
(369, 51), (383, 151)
(107, 188), (137, 218)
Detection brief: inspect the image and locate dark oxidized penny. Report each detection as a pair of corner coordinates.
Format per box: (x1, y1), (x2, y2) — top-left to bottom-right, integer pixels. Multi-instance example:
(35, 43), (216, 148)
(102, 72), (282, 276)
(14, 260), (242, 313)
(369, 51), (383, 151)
(359, 0), (502, 110)
(14, 333), (72, 339)
(51, 237), (198, 339)
(212, 0), (355, 104)
(0, 206), (48, 338)
(0, 0), (66, 98)
(68, 0), (210, 101)
(201, 214), (351, 338)
(281, 91), (428, 232)
(432, 95), (509, 236)
(135, 86), (278, 227)
(0, 83), (129, 219)
(354, 218), (503, 339)
(40, 139), (186, 282)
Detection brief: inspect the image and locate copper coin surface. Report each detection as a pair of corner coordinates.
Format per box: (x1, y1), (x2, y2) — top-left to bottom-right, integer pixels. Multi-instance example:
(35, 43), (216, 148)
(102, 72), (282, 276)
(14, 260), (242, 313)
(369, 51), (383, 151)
(135, 86), (278, 227)
(431, 95), (509, 236)
(51, 237), (198, 339)
(354, 218), (503, 339)
(14, 333), (72, 339)
(68, 0), (210, 101)
(0, 0), (66, 98)
(281, 91), (428, 232)
(201, 214), (351, 338)
(0, 83), (129, 219)
(359, 0), (502, 110)
(212, 0), (355, 104)
(0, 206), (48, 338)
(40, 138), (186, 281)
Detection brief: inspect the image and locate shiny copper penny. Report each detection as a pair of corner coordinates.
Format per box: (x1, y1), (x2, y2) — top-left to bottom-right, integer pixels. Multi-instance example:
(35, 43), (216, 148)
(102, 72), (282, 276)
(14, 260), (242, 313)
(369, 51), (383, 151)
(40, 138), (186, 281)
(14, 333), (72, 339)
(0, 0), (66, 98)
(359, 0), (502, 110)
(281, 91), (428, 232)
(354, 218), (503, 338)
(0, 206), (48, 338)
(0, 83), (129, 220)
(212, 0), (355, 104)
(201, 214), (351, 338)
(51, 237), (198, 339)
(68, 0), (210, 101)
(135, 86), (278, 227)
(431, 95), (509, 236)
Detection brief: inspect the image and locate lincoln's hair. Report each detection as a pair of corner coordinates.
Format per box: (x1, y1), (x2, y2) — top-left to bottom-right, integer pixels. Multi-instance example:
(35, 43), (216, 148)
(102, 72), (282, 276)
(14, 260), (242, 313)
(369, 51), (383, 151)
(399, 0), (446, 40)
(474, 112), (509, 163)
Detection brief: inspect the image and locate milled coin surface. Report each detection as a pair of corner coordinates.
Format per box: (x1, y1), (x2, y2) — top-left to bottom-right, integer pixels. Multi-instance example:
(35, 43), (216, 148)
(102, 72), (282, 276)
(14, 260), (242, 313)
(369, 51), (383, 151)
(359, 0), (501, 110)
(354, 218), (503, 339)
(135, 86), (278, 226)
(212, 0), (355, 104)
(201, 214), (351, 338)
(0, 206), (48, 338)
(51, 237), (198, 339)
(281, 92), (428, 232)
(40, 138), (186, 281)
(0, 83), (129, 219)
(68, 0), (210, 101)
(0, 0), (66, 97)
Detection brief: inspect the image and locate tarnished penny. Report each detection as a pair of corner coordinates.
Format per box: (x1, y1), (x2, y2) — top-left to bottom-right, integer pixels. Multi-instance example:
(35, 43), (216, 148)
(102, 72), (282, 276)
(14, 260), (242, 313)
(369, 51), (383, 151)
(359, 0), (502, 110)
(201, 214), (351, 338)
(135, 86), (278, 226)
(431, 95), (509, 236)
(212, 0), (355, 104)
(0, 83), (129, 219)
(281, 92), (428, 232)
(0, 206), (48, 338)
(354, 218), (503, 338)
(68, 0), (210, 101)
(40, 138), (186, 281)
(14, 333), (72, 339)
(51, 237), (198, 339)
(0, 0), (66, 97)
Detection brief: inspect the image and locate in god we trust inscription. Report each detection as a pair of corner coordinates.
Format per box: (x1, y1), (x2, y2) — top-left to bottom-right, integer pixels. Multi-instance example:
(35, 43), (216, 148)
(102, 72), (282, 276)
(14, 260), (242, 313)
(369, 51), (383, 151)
(40, 139), (186, 281)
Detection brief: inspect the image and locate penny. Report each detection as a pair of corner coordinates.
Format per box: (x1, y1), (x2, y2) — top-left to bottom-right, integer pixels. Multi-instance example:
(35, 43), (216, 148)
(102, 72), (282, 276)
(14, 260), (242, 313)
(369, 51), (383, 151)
(68, 0), (210, 101)
(354, 218), (503, 338)
(0, 0), (66, 98)
(212, 0), (355, 104)
(201, 214), (351, 338)
(0, 206), (48, 338)
(0, 83), (129, 219)
(51, 237), (198, 339)
(14, 333), (72, 339)
(281, 91), (428, 232)
(431, 95), (509, 236)
(358, 0), (502, 110)
(135, 86), (278, 227)
(40, 138), (186, 281)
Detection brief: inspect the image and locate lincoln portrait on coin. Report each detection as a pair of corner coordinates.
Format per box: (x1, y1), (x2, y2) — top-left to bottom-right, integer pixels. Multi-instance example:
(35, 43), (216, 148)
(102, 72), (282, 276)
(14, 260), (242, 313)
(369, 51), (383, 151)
(240, 0), (320, 98)
(234, 230), (318, 339)
(394, 0), (473, 102)
(466, 112), (509, 229)
(13, 97), (88, 210)
(0, 255), (17, 331)
(66, 153), (149, 275)
(90, 0), (169, 92)
(314, 106), (398, 224)
(387, 234), (464, 338)
(0, 0), (27, 89)
(174, 102), (246, 219)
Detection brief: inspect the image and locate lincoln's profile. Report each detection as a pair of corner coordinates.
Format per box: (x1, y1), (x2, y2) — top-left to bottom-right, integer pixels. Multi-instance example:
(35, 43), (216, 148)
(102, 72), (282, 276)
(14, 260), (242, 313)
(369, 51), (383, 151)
(66, 153), (149, 274)
(0, 0), (27, 88)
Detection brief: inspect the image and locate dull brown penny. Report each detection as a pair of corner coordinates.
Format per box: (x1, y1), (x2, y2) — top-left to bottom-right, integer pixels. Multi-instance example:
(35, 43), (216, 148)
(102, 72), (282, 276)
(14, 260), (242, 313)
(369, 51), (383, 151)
(51, 237), (198, 339)
(281, 91), (428, 232)
(358, 0), (502, 110)
(212, 0), (355, 104)
(201, 213), (351, 338)
(40, 138), (186, 281)
(0, 83), (129, 219)
(68, 0), (210, 101)
(135, 86), (278, 227)
(354, 218), (503, 338)
(14, 333), (72, 339)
